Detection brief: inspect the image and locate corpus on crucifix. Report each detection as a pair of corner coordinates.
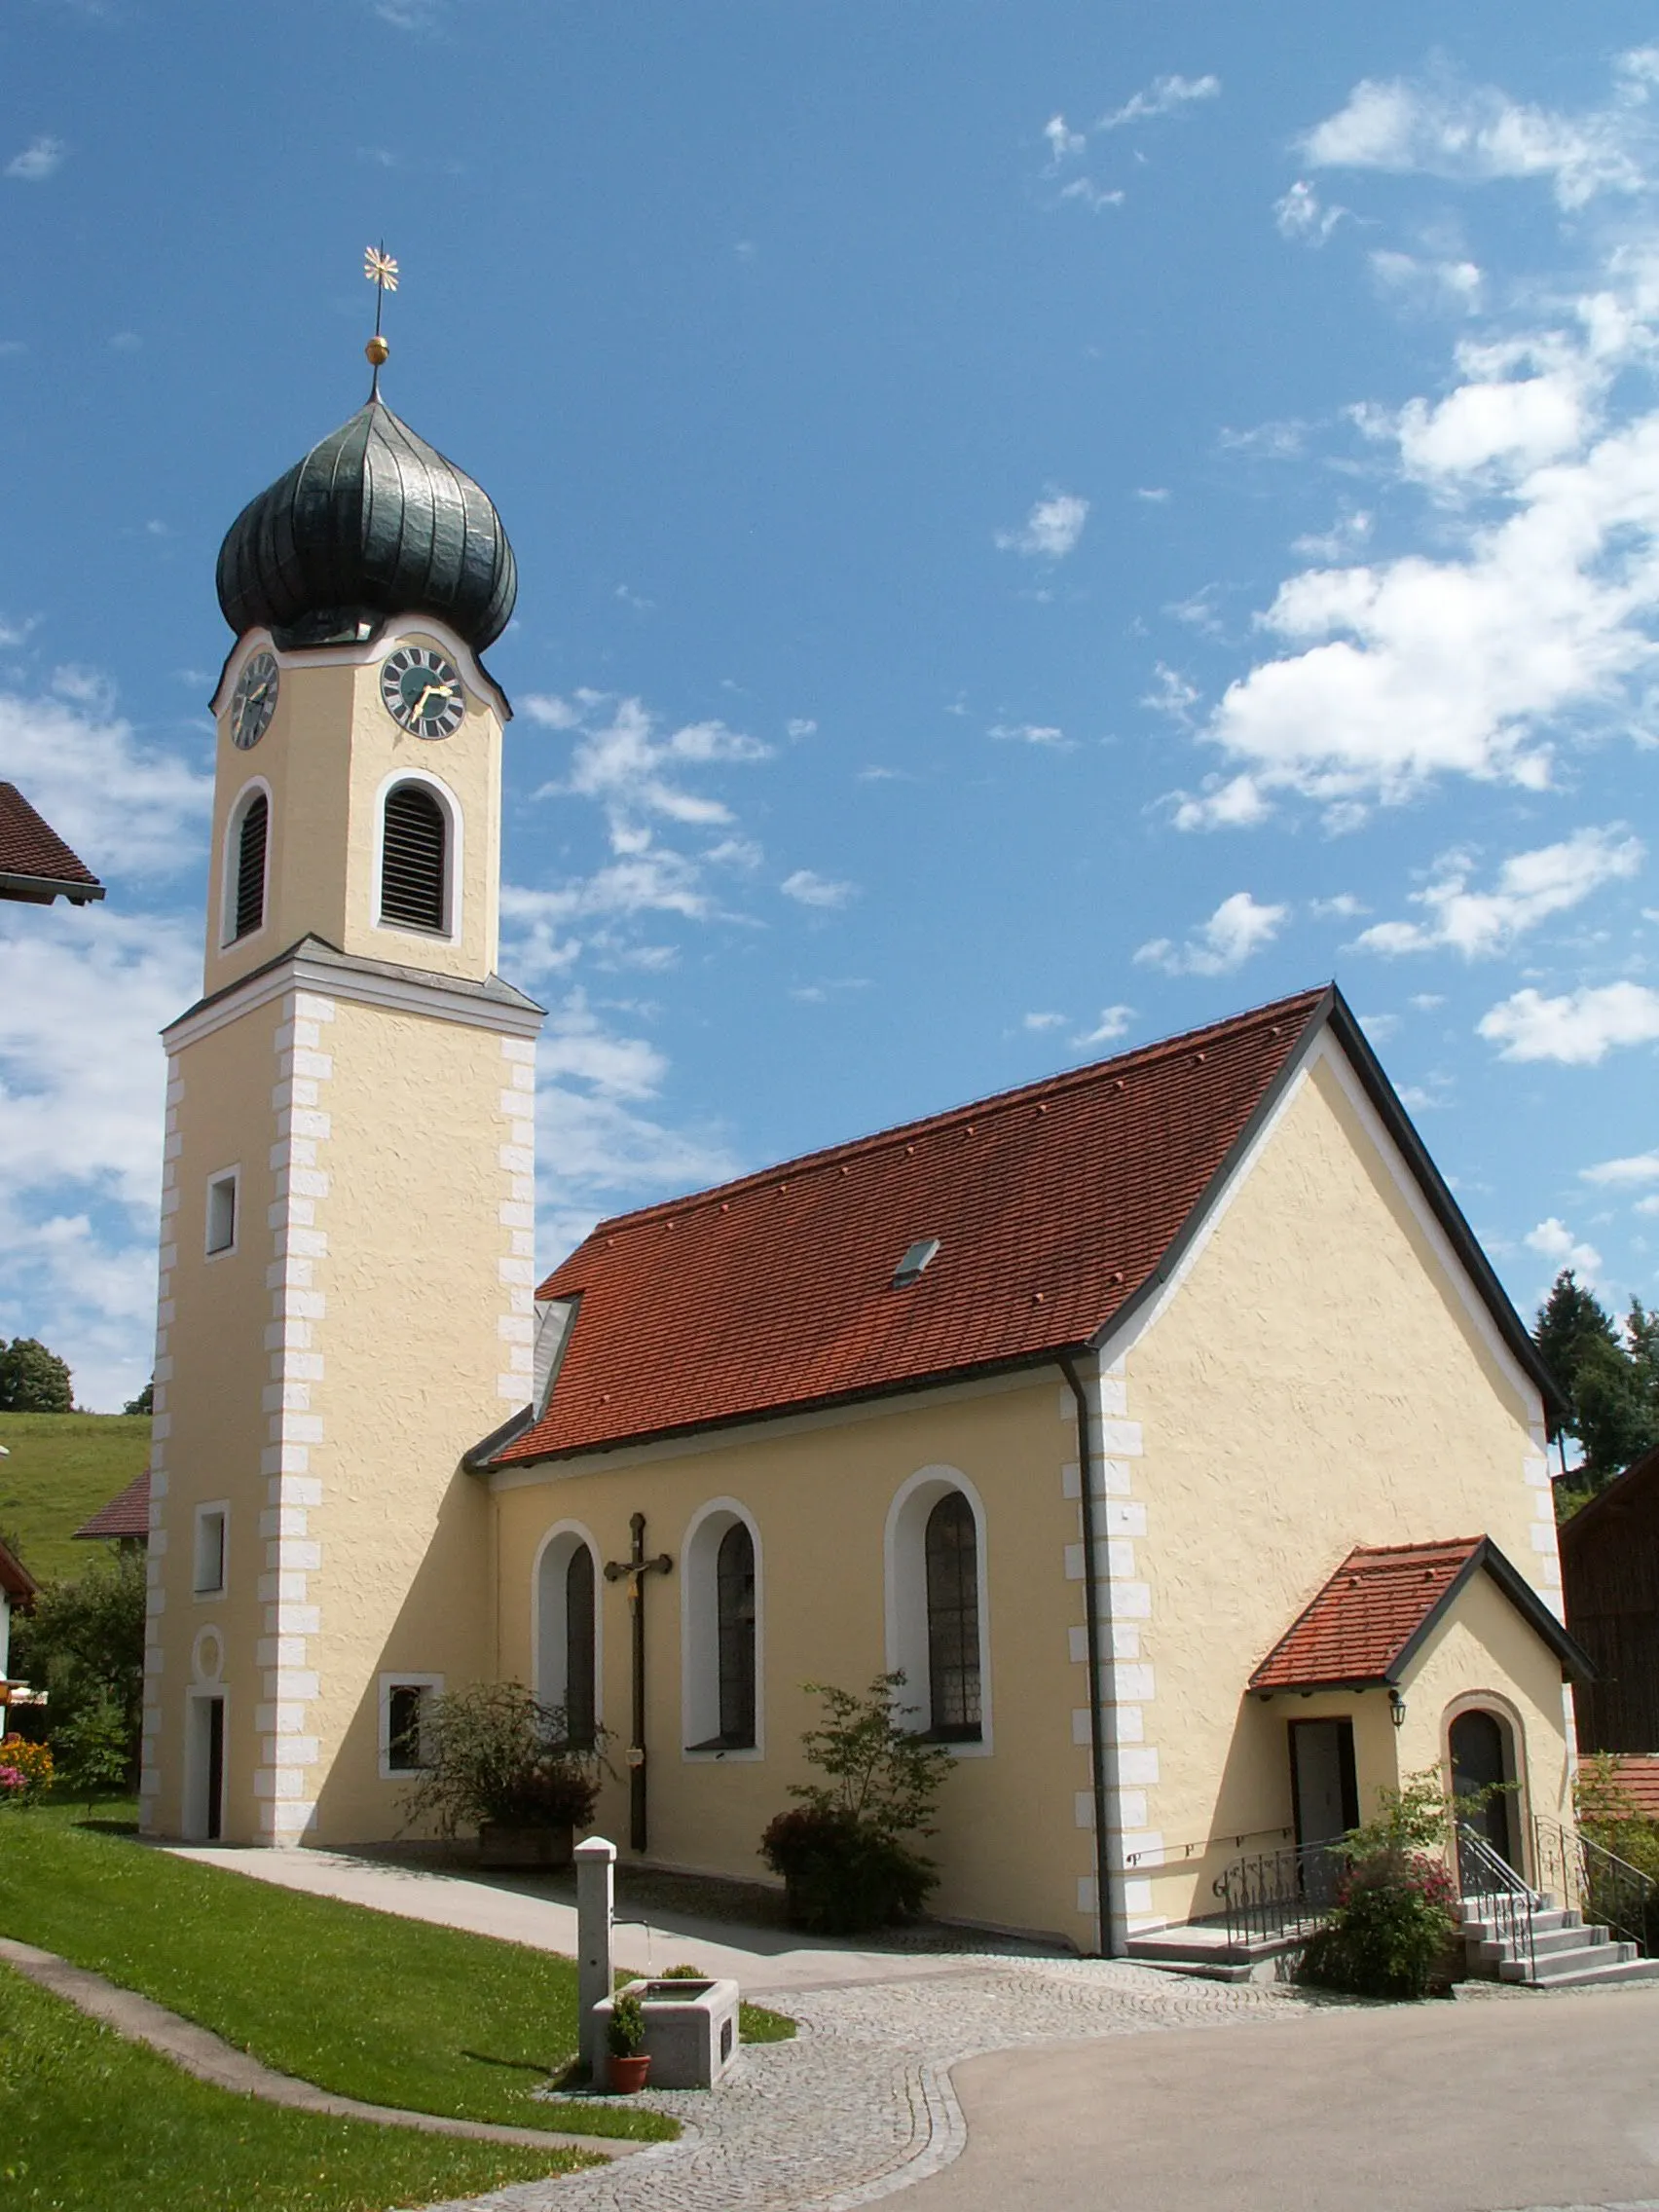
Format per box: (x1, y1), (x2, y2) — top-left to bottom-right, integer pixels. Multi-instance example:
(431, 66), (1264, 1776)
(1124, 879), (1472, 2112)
(604, 1512), (673, 1851)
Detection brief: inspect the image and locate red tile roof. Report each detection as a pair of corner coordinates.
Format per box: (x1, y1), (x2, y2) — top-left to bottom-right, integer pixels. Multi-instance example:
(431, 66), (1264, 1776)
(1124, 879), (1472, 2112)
(1603, 1756), (1659, 1820)
(0, 783), (104, 904)
(73, 1468), (151, 1542)
(497, 987), (1334, 1464)
(1251, 1539), (1487, 1691)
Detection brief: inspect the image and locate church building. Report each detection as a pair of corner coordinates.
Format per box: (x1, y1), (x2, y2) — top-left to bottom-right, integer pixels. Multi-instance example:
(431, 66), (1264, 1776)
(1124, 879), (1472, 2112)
(140, 352), (1587, 1956)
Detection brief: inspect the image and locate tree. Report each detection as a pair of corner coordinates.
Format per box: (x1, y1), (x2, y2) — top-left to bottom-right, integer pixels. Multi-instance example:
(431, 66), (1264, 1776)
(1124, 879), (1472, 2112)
(9, 1551), (145, 1781)
(1533, 1271), (1659, 1506)
(123, 1379), (154, 1417)
(0, 1337), (73, 1414)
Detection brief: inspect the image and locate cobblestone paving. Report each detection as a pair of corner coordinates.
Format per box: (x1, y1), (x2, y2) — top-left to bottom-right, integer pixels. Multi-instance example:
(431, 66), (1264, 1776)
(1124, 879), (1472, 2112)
(421, 1957), (1328, 2212)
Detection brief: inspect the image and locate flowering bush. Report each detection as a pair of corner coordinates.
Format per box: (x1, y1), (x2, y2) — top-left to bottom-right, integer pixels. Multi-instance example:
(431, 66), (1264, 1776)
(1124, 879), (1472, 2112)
(0, 1734), (54, 1806)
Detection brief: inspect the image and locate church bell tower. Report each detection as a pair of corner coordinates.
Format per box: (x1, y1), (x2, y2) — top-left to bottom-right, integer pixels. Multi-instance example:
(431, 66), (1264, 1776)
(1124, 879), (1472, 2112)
(140, 313), (543, 1845)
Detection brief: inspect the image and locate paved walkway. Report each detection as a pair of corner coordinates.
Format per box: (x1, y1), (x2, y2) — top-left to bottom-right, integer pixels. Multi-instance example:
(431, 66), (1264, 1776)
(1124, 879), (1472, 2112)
(164, 1843), (1042, 1993)
(0, 1936), (631, 2162)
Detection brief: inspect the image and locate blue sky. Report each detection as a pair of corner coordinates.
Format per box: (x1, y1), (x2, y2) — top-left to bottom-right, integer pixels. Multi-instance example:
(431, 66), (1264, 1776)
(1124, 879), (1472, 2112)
(5, 1), (1659, 1410)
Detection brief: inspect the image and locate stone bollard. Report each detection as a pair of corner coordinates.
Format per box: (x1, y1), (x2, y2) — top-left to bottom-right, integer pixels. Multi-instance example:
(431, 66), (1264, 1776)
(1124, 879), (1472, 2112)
(574, 1835), (616, 2082)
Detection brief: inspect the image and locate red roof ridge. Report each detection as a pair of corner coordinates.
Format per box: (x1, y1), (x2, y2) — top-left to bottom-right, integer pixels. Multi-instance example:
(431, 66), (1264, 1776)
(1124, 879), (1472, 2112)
(570, 983), (1332, 1249)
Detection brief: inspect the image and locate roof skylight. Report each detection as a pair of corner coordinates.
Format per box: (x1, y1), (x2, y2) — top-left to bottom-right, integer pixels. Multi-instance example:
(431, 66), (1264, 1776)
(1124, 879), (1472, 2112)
(893, 1236), (940, 1288)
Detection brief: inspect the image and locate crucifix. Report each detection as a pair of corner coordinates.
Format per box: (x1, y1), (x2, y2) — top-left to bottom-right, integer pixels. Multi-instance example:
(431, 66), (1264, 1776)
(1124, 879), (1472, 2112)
(604, 1512), (673, 1852)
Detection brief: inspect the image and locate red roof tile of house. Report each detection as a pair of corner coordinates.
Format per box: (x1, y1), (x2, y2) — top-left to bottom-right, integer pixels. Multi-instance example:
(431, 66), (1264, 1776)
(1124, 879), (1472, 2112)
(0, 1535), (37, 1605)
(73, 1468), (151, 1542)
(0, 783), (104, 904)
(1251, 1539), (1487, 1691)
(1604, 1755), (1659, 1820)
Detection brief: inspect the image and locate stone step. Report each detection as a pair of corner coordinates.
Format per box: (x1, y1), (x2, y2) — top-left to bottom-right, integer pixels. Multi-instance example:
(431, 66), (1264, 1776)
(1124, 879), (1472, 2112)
(1499, 1940), (1637, 1984)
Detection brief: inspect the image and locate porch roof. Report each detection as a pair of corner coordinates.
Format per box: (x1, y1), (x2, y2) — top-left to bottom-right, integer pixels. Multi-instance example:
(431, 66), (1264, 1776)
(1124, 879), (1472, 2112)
(1249, 1535), (1592, 1694)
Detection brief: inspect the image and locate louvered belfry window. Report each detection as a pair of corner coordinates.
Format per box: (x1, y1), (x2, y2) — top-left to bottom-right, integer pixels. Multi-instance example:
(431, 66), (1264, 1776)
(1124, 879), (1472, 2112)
(925, 1491), (982, 1741)
(233, 792), (268, 940)
(380, 783), (448, 932)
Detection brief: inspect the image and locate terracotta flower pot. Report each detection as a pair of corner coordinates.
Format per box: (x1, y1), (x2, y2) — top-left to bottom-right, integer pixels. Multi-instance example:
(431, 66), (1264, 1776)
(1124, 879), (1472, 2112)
(607, 2051), (650, 2094)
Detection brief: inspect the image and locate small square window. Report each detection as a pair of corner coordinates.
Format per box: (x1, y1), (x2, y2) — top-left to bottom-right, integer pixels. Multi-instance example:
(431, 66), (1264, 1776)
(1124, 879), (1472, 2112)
(194, 1507), (227, 1597)
(205, 1172), (238, 1257)
(387, 1683), (430, 1772)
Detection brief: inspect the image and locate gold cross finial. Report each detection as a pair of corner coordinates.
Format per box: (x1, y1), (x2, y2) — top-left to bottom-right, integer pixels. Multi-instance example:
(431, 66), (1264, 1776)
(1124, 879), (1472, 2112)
(363, 243), (398, 390)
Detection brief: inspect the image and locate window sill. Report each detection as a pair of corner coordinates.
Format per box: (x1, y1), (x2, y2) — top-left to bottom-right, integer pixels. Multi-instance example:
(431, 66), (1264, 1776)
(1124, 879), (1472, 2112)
(682, 1739), (763, 1762)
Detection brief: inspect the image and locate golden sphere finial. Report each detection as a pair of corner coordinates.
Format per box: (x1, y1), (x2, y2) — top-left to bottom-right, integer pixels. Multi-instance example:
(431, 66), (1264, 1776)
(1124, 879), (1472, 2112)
(366, 334), (389, 368)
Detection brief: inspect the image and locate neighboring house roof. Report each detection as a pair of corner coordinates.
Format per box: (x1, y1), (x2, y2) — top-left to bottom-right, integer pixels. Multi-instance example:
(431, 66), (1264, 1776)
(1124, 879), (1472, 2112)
(1604, 1755), (1659, 1820)
(1559, 1438), (1659, 1556)
(73, 1468), (152, 1543)
(1249, 1536), (1592, 1693)
(487, 982), (1561, 1469)
(0, 1534), (37, 1606)
(0, 782), (105, 906)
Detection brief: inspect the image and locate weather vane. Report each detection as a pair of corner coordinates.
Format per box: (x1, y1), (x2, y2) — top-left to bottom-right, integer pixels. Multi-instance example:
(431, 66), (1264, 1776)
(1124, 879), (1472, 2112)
(363, 242), (398, 392)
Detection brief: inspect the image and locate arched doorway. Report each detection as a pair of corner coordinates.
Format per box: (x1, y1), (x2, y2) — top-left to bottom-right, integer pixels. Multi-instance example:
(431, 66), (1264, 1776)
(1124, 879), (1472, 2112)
(1450, 1707), (1517, 1868)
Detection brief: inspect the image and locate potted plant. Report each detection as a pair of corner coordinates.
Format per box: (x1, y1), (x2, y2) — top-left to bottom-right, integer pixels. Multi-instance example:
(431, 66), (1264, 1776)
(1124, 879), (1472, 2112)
(606, 1990), (650, 2094)
(399, 1681), (605, 1868)
(759, 1673), (952, 1935)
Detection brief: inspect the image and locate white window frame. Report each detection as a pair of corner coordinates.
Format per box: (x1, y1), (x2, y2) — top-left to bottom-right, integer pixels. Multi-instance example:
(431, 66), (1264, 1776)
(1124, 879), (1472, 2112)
(884, 1465), (993, 1758)
(204, 1166), (240, 1259)
(219, 776), (274, 949)
(378, 1671), (444, 1782)
(681, 1497), (764, 1761)
(193, 1500), (229, 1599)
(531, 1521), (604, 1722)
(370, 766), (463, 945)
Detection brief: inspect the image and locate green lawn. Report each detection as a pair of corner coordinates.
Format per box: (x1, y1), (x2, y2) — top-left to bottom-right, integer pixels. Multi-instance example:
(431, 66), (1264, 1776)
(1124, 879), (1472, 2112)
(0, 1807), (674, 2141)
(0, 1411), (149, 1580)
(0, 1963), (597, 2211)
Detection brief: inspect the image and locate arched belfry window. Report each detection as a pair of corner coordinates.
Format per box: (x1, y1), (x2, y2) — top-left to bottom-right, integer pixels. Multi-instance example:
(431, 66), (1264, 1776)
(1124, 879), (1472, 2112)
(715, 1521), (756, 1748)
(231, 790), (268, 941)
(380, 782), (448, 933)
(924, 1492), (981, 1741)
(564, 1543), (597, 1749)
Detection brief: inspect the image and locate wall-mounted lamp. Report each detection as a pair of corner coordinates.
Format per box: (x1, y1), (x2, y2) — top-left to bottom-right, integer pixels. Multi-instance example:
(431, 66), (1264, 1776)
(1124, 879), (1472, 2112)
(1388, 1688), (1407, 1730)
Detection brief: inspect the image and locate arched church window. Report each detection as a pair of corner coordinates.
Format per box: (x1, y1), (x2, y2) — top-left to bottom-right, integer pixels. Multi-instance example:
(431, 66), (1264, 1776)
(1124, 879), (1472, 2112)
(716, 1520), (756, 1748)
(232, 790), (268, 940)
(924, 1491), (981, 1740)
(380, 782), (448, 933)
(564, 1543), (597, 1749)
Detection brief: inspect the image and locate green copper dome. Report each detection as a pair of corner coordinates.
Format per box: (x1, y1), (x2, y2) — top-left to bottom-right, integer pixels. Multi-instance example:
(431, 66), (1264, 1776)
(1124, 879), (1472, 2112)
(215, 396), (517, 651)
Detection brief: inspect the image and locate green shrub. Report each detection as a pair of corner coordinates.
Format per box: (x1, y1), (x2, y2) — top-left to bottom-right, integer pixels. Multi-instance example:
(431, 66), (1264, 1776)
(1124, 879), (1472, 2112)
(398, 1681), (605, 1835)
(1298, 1850), (1458, 2000)
(759, 1805), (934, 1935)
(607, 1991), (645, 2057)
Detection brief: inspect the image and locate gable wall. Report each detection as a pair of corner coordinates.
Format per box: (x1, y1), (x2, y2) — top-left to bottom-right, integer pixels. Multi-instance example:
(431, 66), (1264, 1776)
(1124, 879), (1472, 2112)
(1114, 1038), (1566, 1925)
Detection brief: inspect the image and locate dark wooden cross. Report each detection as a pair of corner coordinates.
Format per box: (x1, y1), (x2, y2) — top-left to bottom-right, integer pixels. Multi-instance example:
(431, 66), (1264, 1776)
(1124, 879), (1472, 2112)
(604, 1512), (673, 1852)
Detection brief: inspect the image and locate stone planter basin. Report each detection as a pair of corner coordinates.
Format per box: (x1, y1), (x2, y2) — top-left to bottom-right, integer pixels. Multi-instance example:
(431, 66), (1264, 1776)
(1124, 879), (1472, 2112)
(593, 1976), (740, 2089)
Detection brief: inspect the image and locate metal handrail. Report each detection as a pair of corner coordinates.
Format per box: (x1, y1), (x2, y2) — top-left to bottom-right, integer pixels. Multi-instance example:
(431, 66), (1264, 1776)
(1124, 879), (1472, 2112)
(1456, 1821), (1536, 1983)
(1124, 1824), (1294, 1871)
(1532, 1814), (1654, 1958)
(1212, 1837), (1348, 1949)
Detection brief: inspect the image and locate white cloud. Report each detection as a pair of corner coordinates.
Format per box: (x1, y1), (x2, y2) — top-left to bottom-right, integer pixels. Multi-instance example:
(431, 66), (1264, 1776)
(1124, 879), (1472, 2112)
(1302, 57), (1658, 210)
(996, 492), (1089, 561)
(781, 868), (857, 909)
(1022, 1011), (1066, 1032)
(1274, 180), (1345, 244)
(1100, 73), (1220, 130)
(786, 718), (817, 740)
(1525, 1216), (1604, 1279)
(6, 137), (64, 183)
(1073, 1005), (1134, 1046)
(1356, 828), (1643, 959)
(1370, 250), (1483, 314)
(1135, 891), (1288, 977)
(1043, 113), (1087, 166)
(1478, 981), (1659, 1064)
(1581, 1150), (1659, 1186)
(989, 721), (1068, 747)
(1057, 178), (1125, 213)
(1217, 419), (1308, 461)
(1310, 892), (1366, 918)
(0, 685), (212, 879)
(1142, 664), (1200, 723)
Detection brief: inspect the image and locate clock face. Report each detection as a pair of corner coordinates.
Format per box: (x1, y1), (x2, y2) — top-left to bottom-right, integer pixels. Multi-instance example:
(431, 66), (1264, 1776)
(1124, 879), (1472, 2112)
(230, 650), (279, 750)
(381, 645), (465, 739)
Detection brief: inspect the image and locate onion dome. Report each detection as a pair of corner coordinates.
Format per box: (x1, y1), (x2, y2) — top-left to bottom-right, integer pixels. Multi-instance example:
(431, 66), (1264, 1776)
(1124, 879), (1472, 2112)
(215, 395), (516, 652)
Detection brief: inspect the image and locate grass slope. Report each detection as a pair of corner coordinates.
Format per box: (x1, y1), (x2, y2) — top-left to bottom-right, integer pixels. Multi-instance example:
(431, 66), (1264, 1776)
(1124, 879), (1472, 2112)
(0, 1412), (149, 1580)
(0, 1964), (595, 2211)
(0, 1808), (674, 2141)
